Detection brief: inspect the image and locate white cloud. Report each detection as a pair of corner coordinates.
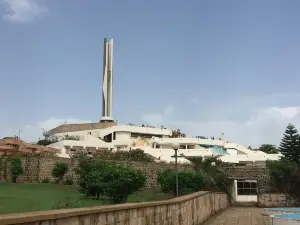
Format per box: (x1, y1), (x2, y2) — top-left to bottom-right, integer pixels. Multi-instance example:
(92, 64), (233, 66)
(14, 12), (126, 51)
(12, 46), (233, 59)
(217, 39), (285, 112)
(142, 104), (300, 148)
(19, 117), (92, 142)
(142, 104), (174, 127)
(1, 0), (48, 24)
(3, 92), (300, 148)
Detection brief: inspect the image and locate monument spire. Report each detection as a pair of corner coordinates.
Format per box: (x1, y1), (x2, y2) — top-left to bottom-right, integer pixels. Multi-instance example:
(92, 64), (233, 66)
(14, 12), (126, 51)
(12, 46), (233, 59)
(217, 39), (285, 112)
(101, 38), (114, 122)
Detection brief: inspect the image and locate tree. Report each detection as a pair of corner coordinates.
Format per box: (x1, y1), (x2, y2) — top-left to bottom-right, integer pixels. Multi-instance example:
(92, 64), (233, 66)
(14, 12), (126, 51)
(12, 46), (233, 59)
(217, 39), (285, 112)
(74, 155), (146, 204)
(37, 130), (58, 146)
(52, 162), (68, 183)
(192, 157), (233, 202)
(279, 124), (300, 164)
(267, 159), (300, 203)
(103, 164), (146, 204)
(248, 146), (252, 150)
(258, 144), (278, 154)
(37, 139), (53, 146)
(157, 169), (204, 196)
(11, 157), (23, 183)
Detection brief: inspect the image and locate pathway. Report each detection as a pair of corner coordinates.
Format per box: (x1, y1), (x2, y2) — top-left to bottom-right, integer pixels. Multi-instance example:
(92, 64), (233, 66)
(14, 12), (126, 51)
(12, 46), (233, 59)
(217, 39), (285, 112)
(203, 207), (270, 225)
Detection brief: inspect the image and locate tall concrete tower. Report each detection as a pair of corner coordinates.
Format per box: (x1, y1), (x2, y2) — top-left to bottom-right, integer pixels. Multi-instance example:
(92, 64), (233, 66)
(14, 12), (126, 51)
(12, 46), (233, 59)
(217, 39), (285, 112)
(101, 38), (114, 122)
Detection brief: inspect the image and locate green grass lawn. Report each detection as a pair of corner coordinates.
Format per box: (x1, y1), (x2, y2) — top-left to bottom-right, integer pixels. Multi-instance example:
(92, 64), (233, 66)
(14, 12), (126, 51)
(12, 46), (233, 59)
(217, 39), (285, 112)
(0, 182), (171, 214)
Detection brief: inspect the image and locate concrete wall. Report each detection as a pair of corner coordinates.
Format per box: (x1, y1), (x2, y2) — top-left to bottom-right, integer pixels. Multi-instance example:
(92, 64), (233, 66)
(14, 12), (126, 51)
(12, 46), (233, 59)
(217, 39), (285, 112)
(258, 193), (297, 207)
(0, 191), (229, 225)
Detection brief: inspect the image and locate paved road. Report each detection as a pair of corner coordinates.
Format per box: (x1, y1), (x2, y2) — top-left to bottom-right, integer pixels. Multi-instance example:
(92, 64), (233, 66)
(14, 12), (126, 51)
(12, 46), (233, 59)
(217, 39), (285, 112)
(203, 207), (270, 225)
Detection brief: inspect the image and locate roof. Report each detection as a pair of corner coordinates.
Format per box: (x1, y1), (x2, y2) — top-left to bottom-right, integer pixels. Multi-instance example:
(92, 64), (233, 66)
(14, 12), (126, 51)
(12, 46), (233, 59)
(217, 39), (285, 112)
(48, 122), (117, 135)
(0, 139), (59, 154)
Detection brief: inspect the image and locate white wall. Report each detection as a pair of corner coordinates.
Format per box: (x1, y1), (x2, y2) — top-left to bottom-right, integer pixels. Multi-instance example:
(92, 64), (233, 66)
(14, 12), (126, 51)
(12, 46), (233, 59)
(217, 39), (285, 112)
(115, 131), (131, 141)
(227, 149), (237, 155)
(112, 131), (132, 146)
(53, 125), (172, 140)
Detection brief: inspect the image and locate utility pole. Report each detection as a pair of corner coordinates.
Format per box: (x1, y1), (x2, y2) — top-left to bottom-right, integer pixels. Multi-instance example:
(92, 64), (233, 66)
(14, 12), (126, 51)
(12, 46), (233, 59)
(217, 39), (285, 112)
(171, 143), (186, 197)
(174, 148), (179, 197)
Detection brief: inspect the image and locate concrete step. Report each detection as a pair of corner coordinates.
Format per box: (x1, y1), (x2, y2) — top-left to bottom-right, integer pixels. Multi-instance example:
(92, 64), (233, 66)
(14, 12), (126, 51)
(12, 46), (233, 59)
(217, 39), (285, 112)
(232, 201), (258, 207)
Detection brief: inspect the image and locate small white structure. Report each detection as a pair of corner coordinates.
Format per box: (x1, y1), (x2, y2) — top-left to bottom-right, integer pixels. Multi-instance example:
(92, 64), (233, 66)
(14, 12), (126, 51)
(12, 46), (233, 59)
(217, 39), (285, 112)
(48, 134), (113, 158)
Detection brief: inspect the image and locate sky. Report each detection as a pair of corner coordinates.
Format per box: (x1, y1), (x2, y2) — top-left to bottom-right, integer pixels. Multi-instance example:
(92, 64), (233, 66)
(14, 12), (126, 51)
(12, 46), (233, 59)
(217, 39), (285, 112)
(1, 0), (300, 147)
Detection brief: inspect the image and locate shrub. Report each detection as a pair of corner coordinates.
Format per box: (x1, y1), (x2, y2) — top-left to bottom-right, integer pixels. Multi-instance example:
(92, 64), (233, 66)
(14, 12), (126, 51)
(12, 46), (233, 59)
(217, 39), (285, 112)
(74, 155), (146, 204)
(93, 149), (154, 162)
(41, 177), (50, 183)
(74, 156), (108, 198)
(10, 157), (23, 183)
(52, 197), (79, 209)
(266, 159), (297, 193)
(63, 175), (74, 185)
(157, 169), (204, 196)
(267, 159), (300, 202)
(52, 162), (68, 183)
(102, 164), (147, 204)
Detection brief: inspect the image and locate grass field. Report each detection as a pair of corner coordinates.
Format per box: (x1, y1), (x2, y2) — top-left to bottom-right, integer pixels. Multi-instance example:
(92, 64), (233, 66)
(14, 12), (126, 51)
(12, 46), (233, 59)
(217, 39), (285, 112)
(0, 182), (171, 214)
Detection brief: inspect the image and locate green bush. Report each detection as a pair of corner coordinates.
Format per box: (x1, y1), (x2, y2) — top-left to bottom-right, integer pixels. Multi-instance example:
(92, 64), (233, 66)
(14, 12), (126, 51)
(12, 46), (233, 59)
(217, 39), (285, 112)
(74, 156), (108, 199)
(63, 175), (74, 185)
(74, 155), (146, 204)
(41, 177), (50, 183)
(93, 149), (154, 162)
(102, 164), (147, 204)
(157, 169), (204, 196)
(52, 162), (68, 183)
(10, 157), (23, 183)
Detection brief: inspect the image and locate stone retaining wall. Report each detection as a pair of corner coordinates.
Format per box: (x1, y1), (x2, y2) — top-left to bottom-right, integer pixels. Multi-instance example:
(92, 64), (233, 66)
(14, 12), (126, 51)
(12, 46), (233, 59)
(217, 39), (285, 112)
(258, 193), (297, 207)
(223, 166), (271, 193)
(0, 157), (272, 190)
(0, 157), (193, 188)
(0, 191), (229, 225)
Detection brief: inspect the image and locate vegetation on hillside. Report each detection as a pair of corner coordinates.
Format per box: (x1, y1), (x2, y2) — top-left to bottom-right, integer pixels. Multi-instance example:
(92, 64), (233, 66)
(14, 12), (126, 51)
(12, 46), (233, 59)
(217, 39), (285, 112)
(92, 149), (155, 162)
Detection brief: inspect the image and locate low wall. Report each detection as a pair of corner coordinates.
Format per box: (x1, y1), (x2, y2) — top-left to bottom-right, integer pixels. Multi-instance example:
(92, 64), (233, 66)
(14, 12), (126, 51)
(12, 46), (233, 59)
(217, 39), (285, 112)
(0, 192), (229, 225)
(258, 193), (297, 207)
(0, 157), (193, 188)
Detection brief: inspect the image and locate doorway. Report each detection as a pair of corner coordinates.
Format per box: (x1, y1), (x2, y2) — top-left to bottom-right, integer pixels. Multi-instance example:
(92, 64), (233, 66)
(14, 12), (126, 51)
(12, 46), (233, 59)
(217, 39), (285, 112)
(234, 179), (258, 202)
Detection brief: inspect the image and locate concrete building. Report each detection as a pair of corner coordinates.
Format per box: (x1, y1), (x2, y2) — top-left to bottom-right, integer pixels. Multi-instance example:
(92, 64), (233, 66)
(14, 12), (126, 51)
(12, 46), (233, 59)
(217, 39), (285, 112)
(45, 38), (282, 205)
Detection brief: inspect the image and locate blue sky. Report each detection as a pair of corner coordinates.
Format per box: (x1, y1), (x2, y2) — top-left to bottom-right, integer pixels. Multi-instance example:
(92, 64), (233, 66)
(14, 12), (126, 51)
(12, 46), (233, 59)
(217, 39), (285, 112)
(1, 0), (300, 147)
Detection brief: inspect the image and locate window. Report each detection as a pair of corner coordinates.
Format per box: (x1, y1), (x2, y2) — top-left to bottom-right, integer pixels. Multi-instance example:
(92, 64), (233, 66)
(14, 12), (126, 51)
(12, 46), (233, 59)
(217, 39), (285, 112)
(237, 180), (257, 195)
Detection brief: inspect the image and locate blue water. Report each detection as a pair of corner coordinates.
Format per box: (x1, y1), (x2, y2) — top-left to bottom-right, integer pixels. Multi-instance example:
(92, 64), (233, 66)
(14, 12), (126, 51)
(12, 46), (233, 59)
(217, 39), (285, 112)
(274, 214), (300, 220)
(211, 146), (229, 155)
(269, 208), (300, 212)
